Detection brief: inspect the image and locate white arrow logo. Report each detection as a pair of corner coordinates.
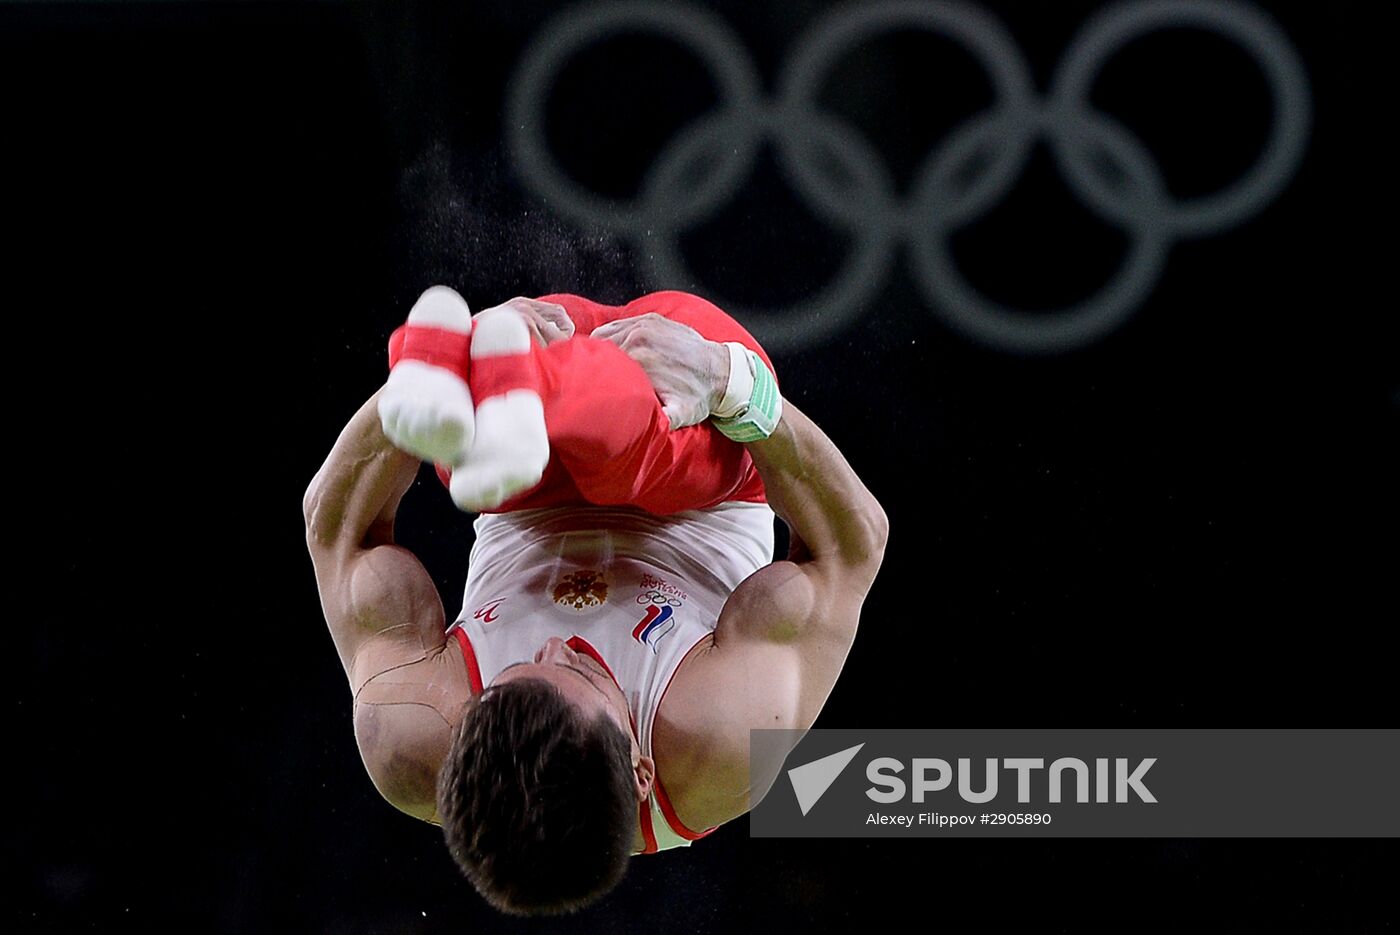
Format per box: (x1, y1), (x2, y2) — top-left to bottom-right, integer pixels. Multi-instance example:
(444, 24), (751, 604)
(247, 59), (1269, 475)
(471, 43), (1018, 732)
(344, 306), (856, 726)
(787, 743), (865, 816)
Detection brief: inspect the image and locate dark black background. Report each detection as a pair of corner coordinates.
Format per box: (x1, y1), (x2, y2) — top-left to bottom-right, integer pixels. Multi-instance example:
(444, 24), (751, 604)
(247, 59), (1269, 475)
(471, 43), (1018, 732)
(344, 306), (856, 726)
(10, 1), (1394, 932)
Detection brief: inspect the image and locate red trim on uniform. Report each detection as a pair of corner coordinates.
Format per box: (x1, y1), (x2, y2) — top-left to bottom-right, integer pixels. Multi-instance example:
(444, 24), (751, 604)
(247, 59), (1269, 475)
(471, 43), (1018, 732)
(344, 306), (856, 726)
(638, 801), (658, 855)
(567, 635), (667, 855)
(654, 777), (716, 841)
(564, 636), (637, 735)
(450, 625), (484, 695)
(650, 631), (721, 841)
(565, 636), (619, 690)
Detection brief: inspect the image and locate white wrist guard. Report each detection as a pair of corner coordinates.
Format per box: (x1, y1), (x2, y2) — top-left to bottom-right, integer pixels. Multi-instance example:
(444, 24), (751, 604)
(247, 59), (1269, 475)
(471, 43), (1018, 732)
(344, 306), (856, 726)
(713, 341), (754, 419)
(711, 342), (782, 442)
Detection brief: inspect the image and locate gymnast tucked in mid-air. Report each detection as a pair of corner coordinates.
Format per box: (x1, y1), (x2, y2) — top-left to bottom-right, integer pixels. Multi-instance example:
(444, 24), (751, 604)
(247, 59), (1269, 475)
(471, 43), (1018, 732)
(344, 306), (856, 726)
(304, 286), (887, 915)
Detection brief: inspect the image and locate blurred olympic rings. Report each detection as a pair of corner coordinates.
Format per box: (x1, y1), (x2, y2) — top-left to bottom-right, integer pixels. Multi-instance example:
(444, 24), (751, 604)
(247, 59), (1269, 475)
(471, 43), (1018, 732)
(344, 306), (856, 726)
(507, 0), (1309, 354)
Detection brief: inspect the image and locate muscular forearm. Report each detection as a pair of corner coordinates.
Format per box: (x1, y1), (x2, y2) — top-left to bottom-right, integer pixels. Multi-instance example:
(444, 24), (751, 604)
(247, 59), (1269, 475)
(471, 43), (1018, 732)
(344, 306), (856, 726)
(304, 388), (421, 552)
(744, 400), (888, 580)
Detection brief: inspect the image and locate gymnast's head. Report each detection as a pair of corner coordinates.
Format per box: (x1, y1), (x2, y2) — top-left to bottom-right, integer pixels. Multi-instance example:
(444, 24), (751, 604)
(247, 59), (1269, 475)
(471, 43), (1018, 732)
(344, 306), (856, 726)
(437, 637), (655, 915)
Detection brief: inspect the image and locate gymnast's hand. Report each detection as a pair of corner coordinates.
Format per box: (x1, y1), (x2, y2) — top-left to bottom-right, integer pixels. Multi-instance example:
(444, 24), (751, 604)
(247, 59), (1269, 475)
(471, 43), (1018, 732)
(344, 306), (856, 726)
(590, 313), (730, 430)
(477, 297), (574, 348)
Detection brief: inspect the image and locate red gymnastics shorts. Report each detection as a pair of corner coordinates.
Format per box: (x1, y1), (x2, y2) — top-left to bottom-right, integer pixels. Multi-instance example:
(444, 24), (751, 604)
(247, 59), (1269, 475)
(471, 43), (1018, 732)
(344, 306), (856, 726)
(388, 290), (774, 515)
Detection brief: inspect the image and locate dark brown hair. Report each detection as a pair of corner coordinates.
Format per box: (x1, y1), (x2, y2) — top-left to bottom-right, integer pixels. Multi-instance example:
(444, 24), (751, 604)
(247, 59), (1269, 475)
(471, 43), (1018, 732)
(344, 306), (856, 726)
(437, 678), (637, 915)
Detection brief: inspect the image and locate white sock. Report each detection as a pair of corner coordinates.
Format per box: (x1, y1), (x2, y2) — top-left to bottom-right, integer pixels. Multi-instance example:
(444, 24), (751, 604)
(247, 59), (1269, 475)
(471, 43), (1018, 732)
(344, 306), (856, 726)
(448, 307), (550, 512)
(378, 286), (476, 466)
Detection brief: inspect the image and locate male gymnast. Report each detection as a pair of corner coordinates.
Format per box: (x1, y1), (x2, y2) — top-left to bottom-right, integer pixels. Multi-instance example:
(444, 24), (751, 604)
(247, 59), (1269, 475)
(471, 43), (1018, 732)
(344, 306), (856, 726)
(304, 287), (887, 915)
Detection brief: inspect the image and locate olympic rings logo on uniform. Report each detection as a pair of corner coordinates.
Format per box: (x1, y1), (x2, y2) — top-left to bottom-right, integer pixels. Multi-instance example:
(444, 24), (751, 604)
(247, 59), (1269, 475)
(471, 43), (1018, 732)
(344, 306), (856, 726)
(637, 589), (684, 608)
(506, 0), (1310, 354)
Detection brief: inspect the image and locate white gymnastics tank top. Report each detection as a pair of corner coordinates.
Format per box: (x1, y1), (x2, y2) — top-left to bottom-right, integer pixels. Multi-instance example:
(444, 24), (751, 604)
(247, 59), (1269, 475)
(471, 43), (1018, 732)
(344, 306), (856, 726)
(445, 499), (776, 854)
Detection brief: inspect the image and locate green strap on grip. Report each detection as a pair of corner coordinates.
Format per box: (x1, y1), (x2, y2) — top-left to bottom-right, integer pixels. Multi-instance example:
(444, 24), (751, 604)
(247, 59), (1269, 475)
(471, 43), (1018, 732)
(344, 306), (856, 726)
(712, 348), (782, 442)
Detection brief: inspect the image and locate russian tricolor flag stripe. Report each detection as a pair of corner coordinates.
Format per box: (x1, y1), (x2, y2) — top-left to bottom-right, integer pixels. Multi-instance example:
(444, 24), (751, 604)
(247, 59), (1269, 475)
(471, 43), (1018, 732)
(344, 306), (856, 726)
(633, 605), (673, 643)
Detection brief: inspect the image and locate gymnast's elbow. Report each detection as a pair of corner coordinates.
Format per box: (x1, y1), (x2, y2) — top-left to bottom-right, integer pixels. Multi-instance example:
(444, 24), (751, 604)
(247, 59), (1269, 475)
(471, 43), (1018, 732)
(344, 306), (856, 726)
(832, 500), (889, 590)
(302, 471), (352, 553)
(353, 700), (450, 823)
(302, 473), (329, 541)
(855, 499), (890, 560)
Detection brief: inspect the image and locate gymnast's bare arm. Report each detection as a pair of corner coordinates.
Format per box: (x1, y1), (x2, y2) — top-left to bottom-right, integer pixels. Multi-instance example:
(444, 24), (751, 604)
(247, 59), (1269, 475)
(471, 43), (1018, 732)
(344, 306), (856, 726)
(587, 316), (887, 829)
(653, 401), (888, 830)
(303, 388), (460, 821)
